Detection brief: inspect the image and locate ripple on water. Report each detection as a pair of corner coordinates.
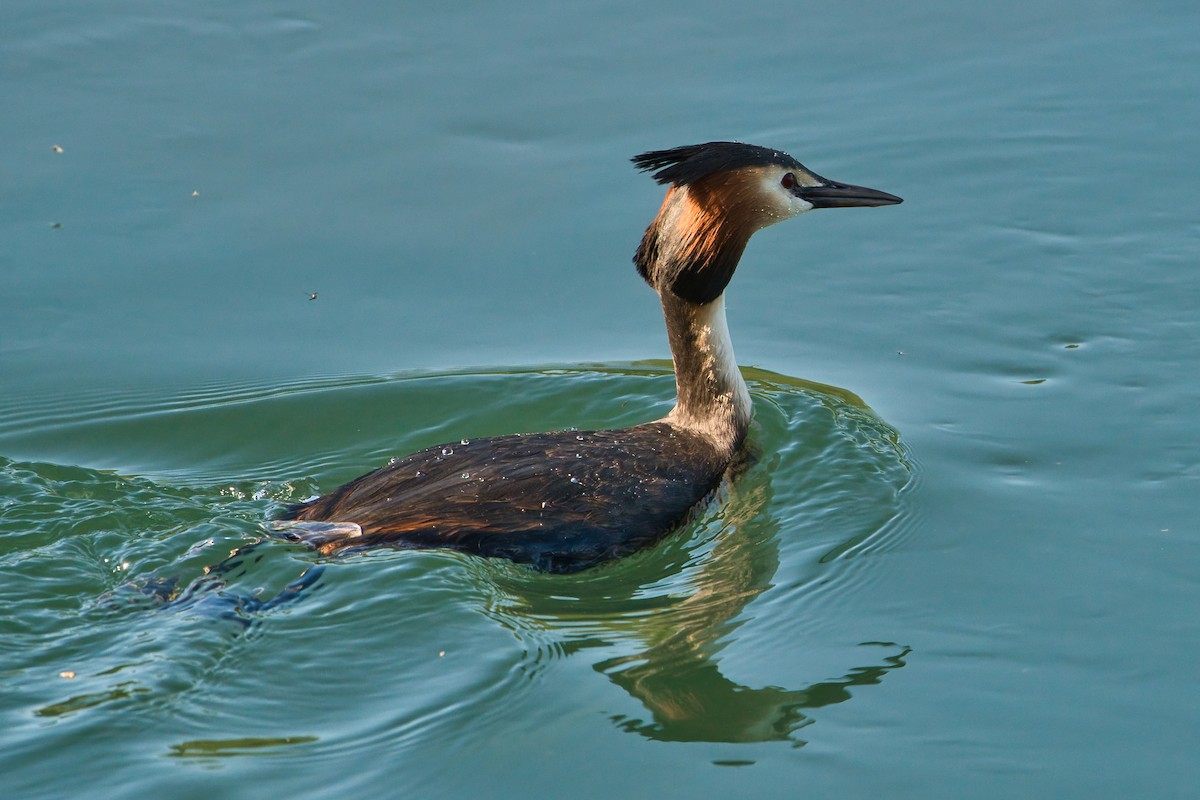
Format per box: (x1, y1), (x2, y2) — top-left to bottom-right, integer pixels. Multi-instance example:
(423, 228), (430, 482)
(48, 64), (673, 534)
(460, 367), (917, 746)
(0, 364), (917, 763)
(0, 455), (318, 740)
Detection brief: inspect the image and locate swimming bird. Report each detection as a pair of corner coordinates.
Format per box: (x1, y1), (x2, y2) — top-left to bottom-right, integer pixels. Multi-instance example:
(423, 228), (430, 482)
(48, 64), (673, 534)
(274, 142), (901, 572)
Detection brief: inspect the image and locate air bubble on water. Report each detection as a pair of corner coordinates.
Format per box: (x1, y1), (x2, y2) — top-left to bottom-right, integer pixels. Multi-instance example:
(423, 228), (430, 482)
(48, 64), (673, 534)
(575, 435), (584, 441)
(575, 453), (582, 458)
(461, 472), (471, 479)
(442, 447), (454, 456)
(415, 470), (425, 478)
(569, 477), (580, 484)
(460, 439), (470, 445)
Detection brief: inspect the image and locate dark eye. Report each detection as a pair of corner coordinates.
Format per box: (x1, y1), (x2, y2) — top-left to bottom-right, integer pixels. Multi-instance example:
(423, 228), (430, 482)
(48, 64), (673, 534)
(780, 172), (796, 190)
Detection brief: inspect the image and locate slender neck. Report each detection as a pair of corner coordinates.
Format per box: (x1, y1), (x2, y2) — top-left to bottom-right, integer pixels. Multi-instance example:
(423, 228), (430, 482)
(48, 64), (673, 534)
(659, 290), (752, 457)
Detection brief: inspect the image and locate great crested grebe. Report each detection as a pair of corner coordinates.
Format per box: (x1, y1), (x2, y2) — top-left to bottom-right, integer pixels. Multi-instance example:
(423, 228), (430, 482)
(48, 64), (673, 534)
(274, 142), (901, 572)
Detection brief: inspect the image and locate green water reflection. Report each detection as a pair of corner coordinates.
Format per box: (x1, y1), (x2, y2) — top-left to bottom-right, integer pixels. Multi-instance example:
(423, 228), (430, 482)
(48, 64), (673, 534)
(467, 371), (912, 745)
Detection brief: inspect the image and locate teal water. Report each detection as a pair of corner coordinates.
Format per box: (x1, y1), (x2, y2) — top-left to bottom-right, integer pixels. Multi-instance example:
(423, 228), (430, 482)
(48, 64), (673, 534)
(3, 1), (1199, 798)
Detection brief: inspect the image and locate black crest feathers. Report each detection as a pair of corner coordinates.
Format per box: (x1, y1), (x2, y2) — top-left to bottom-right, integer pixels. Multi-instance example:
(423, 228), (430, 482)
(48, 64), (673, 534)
(631, 141), (802, 187)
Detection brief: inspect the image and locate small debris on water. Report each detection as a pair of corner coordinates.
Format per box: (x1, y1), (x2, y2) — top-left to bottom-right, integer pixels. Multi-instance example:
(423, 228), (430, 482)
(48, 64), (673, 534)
(52, 144), (64, 153)
(308, 292), (318, 301)
(59, 671), (75, 679)
(187, 538), (216, 555)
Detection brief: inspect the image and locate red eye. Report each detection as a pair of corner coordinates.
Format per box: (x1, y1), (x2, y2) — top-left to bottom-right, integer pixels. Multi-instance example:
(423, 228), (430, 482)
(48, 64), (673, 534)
(780, 172), (796, 190)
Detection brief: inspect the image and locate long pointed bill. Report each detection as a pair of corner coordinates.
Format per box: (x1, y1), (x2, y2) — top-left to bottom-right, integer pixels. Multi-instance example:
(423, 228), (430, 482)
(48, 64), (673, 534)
(797, 180), (903, 208)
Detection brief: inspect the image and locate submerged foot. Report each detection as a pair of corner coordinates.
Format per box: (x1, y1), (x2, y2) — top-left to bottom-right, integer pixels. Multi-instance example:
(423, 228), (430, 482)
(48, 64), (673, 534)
(268, 520), (364, 549)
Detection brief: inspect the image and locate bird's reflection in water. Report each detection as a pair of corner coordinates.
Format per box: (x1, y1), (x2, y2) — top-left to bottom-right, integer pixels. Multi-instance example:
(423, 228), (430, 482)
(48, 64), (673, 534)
(603, 641), (910, 745)
(477, 445), (911, 747)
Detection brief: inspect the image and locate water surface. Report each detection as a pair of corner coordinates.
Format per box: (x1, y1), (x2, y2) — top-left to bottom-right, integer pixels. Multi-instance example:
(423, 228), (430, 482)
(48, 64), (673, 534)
(3, 1), (1199, 798)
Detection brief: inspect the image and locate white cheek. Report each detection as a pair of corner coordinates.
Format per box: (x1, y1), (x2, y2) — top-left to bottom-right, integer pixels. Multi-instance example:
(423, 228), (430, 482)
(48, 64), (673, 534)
(787, 195), (815, 216)
(756, 173), (814, 224)
(760, 193), (813, 228)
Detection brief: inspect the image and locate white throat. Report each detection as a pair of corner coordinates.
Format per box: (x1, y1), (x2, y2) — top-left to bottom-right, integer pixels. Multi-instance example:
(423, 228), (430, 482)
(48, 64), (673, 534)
(659, 291), (752, 455)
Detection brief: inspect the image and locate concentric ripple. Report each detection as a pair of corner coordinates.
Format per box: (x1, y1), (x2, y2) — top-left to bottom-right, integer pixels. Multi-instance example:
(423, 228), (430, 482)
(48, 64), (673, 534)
(0, 363), (916, 770)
